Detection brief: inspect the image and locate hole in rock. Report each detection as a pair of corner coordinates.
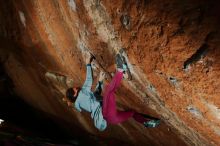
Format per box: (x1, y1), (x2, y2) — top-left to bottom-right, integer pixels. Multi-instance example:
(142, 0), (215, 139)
(183, 44), (208, 70)
(120, 15), (130, 29)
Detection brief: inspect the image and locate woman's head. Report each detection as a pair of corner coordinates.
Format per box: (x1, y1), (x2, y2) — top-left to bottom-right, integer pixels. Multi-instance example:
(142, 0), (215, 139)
(66, 87), (80, 102)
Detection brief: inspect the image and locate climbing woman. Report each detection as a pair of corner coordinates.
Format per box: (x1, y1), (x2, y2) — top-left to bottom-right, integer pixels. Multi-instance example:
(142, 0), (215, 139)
(66, 51), (160, 131)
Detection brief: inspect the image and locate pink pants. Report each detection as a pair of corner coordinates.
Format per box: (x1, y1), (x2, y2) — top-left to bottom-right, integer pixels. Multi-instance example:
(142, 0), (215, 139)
(102, 71), (135, 124)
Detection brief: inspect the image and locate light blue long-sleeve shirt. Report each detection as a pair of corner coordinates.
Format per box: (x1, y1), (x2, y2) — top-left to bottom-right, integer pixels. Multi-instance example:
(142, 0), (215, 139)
(74, 64), (107, 131)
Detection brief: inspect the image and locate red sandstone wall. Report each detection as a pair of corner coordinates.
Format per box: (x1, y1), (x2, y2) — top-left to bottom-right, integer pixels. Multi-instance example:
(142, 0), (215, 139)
(1, 0), (220, 146)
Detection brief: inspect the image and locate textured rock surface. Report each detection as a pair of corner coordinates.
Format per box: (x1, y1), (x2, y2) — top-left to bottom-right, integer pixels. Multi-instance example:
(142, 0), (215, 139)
(0, 0), (220, 145)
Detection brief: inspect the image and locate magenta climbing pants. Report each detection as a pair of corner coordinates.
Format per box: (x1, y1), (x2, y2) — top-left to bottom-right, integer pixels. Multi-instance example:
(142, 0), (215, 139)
(102, 71), (135, 124)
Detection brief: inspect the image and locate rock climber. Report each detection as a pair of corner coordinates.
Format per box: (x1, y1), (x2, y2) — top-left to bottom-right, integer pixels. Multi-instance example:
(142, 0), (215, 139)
(65, 51), (160, 131)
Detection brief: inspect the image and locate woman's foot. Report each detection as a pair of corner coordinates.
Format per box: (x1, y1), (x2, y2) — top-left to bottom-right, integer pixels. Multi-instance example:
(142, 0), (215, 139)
(133, 113), (160, 128)
(116, 53), (124, 70)
(143, 119), (160, 128)
(115, 49), (132, 80)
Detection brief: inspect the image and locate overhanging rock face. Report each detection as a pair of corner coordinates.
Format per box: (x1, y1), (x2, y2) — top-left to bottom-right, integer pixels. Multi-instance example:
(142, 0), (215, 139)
(1, 0), (220, 145)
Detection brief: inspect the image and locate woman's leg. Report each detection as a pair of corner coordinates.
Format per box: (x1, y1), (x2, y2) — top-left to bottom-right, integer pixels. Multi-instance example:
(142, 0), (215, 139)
(102, 71), (134, 124)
